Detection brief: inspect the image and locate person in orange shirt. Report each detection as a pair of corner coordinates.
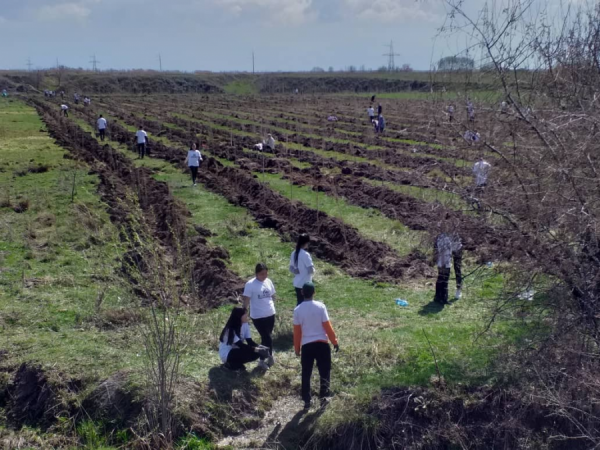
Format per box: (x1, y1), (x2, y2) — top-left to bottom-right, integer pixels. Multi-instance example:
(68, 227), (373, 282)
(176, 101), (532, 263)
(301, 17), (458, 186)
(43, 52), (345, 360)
(293, 282), (339, 409)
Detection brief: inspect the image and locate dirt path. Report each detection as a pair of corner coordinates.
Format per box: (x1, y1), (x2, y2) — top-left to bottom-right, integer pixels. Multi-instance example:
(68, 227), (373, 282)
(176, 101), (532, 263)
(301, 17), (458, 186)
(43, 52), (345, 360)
(217, 396), (324, 449)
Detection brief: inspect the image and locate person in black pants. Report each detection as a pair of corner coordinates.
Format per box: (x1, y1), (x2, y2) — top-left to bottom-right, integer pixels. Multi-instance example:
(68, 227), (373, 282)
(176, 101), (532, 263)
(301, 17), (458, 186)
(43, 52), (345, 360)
(219, 307), (270, 371)
(243, 263), (277, 367)
(434, 232), (463, 304)
(135, 126), (148, 159)
(293, 282), (339, 409)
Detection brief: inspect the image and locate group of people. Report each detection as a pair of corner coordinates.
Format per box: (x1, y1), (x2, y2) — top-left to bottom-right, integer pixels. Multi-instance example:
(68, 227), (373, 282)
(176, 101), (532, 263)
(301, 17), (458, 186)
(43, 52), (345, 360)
(446, 100), (475, 123)
(367, 103), (386, 133)
(254, 133), (276, 152)
(44, 90), (58, 98)
(219, 234), (336, 408)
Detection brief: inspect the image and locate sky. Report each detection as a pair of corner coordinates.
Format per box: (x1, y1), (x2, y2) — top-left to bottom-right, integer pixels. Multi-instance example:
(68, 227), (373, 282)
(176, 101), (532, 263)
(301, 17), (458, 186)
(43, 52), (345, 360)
(0, 0), (572, 72)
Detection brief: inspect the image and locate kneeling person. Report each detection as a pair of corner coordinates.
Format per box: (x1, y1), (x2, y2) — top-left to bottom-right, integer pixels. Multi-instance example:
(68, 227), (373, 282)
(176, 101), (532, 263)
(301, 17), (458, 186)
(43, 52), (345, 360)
(293, 282), (339, 409)
(219, 307), (270, 371)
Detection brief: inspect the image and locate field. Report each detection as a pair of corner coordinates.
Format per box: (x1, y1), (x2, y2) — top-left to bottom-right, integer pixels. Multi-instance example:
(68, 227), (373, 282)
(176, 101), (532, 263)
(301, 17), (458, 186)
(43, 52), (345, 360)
(0, 90), (542, 448)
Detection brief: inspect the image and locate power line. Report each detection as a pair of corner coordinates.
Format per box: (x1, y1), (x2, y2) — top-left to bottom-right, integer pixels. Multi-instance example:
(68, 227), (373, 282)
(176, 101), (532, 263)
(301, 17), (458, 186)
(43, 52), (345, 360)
(90, 54), (100, 72)
(26, 58), (33, 72)
(252, 50), (255, 75)
(383, 40), (401, 71)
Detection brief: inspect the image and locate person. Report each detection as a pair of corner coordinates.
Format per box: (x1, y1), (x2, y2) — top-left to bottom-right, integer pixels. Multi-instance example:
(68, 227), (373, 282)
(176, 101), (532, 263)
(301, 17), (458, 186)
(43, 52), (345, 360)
(463, 130), (481, 144)
(500, 101), (508, 114)
(467, 99), (475, 122)
(74, 93), (80, 104)
(377, 103), (382, 116)
(293, 282), (339, 409)
(372, 117), (379, 132)
(254, 142), (264, 151)
(327, 115), (338, 122)
(378, 115), (386, 133)
(433, 232), (463, 304)
(60, 90), (65, 99)
(290, 234), (315, 305)
(242, 263), (276, 366)
(97, 115), (107, 141)
(264, 134), (275, 151)
(295, 88), (299, 94)
(370, 94), (376, 103)
(447, 104), (455, 122)
(1, 89), (7, 98)
(473, 156), (491, 187)
(84, 97), (91, 107)
(135, 126), (148, 159)
(367, 106), (375, 123)
(219, 307), (270, 371)
(185, 143), (203, 186)
(60, 104), (69, 117)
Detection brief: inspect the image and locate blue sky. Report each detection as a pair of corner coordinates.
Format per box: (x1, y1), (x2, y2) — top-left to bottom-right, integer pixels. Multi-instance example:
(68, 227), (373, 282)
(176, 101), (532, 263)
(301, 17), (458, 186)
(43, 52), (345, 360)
(0, 0), (567, 72)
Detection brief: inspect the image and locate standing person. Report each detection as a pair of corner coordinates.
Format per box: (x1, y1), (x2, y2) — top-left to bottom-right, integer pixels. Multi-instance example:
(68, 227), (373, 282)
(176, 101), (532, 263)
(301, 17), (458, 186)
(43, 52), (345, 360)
(135, 126), (148, 159)
(467, 99), (475, 122)
(367, 105), (375, 123)
(242, 263), (276, 366)
(370, 94), (376, 103)
(293, 282), (339, 409)
(97, 115), (107, 141)
(433, 233), (452, 305)
(219, 307), (270, 371)
(290, 234), (315, 306)
(60, 104), (69, 117)
(447, 104), (455, 122)
(473, 156), (491, 187)
(74, 93), (80, 104)
(2, 89), (8, 98)
(377, 103), (382, 116)
(185, 143), (203, 186)
(378, 115), (386, 133)
(264, 133), (275, 151)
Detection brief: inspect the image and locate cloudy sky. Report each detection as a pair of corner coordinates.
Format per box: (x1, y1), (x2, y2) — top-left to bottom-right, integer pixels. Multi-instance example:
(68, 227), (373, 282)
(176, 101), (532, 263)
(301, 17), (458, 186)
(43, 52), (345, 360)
(0, 0), (566, 72)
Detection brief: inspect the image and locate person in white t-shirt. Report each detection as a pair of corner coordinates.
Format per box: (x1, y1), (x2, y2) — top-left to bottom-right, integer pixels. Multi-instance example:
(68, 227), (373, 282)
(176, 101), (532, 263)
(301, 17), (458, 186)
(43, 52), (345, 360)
(135, 126), (148, 159)
(289, 234), (315, 305)
(219, 307), (270, 371)
(184, 143), (203, 186)
(434, 232), (463, 304)
(242, 263), (276, 366)
(367, 106), (375, 123)
(97, 115), (107, 141)
(264, 134), (275, 151)
(293, 282), (339, 409)
(447, 104), (455, 122)
(60, 104), (69, 117)
(473, 157), (491, 187)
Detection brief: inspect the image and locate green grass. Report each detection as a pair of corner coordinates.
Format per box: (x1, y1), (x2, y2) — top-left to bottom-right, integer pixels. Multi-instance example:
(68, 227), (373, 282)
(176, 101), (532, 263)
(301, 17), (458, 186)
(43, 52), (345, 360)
(223, 80), (258, 95)
(255, 171), (426, 257)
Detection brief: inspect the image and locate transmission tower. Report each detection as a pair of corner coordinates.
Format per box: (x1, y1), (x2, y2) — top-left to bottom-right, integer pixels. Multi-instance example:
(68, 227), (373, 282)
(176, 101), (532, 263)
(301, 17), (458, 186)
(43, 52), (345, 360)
(26, 58), (33, 72)
(383, 41), (401, 71)
(90, 54), (100, 72)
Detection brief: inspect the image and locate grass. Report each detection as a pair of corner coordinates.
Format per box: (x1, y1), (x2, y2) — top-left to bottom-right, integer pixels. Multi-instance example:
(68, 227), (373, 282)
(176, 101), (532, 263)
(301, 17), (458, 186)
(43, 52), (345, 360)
(223, 80), (258, 95)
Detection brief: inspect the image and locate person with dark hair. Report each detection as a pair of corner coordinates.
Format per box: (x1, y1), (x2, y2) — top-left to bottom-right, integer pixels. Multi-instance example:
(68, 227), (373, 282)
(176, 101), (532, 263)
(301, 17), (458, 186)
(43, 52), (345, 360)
(219, 307), (270, 371)
(377, 103), (382, 116)
(290, 234), (315, 305)
(242, 263), (276, 366)
(293, 282), (339, 409)
(185, 143), (202, 186)
(97, 115), (107, 141)
(367, 105), (375, 123)
(433, 231), (463, 304)
(135, 126), (148, 159)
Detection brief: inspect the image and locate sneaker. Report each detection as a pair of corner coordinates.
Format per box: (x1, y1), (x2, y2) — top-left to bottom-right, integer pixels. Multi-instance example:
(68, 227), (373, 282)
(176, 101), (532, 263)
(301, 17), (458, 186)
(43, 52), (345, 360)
(267, 354), (275, 367)
(257, 360), (269, 370)
(455, 289), (462, 300)
(257, 347), (270, 359)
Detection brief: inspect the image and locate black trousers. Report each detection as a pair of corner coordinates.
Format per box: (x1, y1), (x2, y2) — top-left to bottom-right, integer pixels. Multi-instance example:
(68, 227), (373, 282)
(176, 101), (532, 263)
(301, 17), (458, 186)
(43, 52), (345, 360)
(190, 166), (199, 184)
(453, 249), (463, 289)
(137, 143), (146, 158)
(253, 315), (275, 354)
(295, 287), (304, 306)
(227, 343), (259, 370)
(99, 129), (106, 141)
(301, 342), (331, 402)
(63, 110), (69, 117)
(435, 267), (451, 304)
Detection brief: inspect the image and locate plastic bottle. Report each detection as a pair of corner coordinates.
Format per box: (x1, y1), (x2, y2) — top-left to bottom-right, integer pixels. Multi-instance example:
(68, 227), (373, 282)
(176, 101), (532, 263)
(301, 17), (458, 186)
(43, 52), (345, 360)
(486, 261), (493, 268)
(395, 299), (409, 307)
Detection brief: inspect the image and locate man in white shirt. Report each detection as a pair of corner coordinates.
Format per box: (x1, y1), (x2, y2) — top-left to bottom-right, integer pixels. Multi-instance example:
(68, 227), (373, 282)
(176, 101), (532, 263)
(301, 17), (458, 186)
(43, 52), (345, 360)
(447, 105), (455, 122)
(264, 134), (275, 151)
(135, 126), (148, 159)
(60, 104), (69, 117)
(473, 157), (491, 187)
(185, 143), (203, 186)
(97, 115), (107, 141)
(293, 282), (339, 409)
(367, 106), (375, 123)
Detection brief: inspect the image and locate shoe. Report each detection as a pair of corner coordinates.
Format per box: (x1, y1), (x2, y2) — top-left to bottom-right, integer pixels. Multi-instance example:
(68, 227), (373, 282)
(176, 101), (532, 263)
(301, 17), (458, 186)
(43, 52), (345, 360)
(257, 360), (269, 370)
(455, 289), (462, 300)
(257, 347), (270, 359)
(267, 354), (275, 367)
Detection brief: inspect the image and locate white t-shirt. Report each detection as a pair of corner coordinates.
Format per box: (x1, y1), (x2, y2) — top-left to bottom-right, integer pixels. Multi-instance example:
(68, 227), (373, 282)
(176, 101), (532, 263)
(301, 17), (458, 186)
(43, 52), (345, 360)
(367, 107), (374, 117)
(136, 130), (148, 144)
(61, 105), (68, 110)
(265, 136), (275, 149)
(293, 300), (330, 347)
(243, 277), (276, 319)
(473, 160), (491, 186)
(187, 149), (202, 167)
(290, 249), (315, 289)
(97, 118), (107, 130)
(218, 322), (251, 363)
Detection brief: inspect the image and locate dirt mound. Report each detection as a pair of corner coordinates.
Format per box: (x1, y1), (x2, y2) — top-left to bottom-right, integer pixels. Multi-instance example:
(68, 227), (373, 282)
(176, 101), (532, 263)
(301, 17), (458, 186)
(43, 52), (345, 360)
(6, 363), (58, 429)
(80, 371), (142, 428)
(310, 386), (589, 450)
